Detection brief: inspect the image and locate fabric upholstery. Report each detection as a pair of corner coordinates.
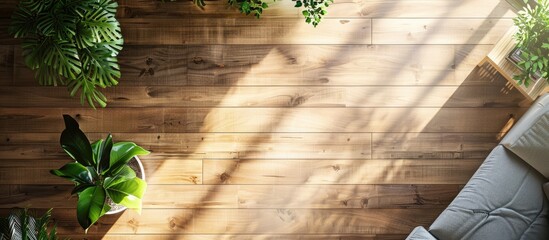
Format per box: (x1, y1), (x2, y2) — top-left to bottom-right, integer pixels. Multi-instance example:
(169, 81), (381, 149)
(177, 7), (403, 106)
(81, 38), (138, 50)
(429, 146), (549, 240)
(405, 226), (437, 240)
(545, 183), (549, 200)
(501, 94), (549, 178)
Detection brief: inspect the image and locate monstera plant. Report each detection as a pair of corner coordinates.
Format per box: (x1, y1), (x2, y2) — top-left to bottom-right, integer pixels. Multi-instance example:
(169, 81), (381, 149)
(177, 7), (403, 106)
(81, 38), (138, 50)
(50, 115), (149, 231)
(0, 208), (59, 240)
(9, 0), (123, 108)
(512, 0), (549, 86)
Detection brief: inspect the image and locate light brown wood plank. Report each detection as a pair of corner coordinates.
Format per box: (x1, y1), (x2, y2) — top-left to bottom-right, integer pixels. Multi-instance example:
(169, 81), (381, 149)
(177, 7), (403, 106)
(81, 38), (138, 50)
(0, 159), (202, 185)
(0, 0), (516, 19)
(59, 234), (407, 240)
(121, 18), (372, 45)
(8, 45), (510, 87)
(329, 0), (516, 18)
(203, 159), (482, 184)
(0, 184), (461, 209)
(0, 107), (527, 133)
(0, 208), (440, 234)
(372, 133), (500, 159)
(372, 19), (513, 44)
(0, 85), (524, 108)
(0, 133), (372, 160)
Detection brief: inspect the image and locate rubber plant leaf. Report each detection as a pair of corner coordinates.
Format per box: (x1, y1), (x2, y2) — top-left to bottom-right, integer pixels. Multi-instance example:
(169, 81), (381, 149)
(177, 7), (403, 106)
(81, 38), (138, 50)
(50, 162), (93, 184)
(108, 142), (150, 175)
(77, 186), (110, 231)
(60, 115), (93, 166)
(105, 177), (147, 214)
(97, 134), (113, 174)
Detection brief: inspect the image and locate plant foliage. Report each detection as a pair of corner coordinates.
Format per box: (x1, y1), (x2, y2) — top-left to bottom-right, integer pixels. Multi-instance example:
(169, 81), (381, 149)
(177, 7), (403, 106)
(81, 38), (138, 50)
(0, 208), (59, 240)
(513, 0), (549, 87)
(9, 0), (124, 108)
(164, 0), (332, 27)
(50, 115), (150, 231)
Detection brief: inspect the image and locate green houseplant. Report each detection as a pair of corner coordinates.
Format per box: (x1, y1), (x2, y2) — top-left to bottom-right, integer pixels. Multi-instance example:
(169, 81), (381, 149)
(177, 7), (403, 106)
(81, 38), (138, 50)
(512, 0), (549, 87)
(165, 0), (333, 27)
(50, 115), (149, 231)
(9, 0), (123, 108)
(0, 208), (59, 240)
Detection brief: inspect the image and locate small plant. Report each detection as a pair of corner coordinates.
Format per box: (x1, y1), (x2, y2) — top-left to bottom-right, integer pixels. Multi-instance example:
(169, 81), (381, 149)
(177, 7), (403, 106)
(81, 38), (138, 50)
(0, 208), (59, 240)
(9, 0), (124, 108)
(164, 0), (333, 27)
(513, 0), (549, 87)
(50, 115), (150, 231)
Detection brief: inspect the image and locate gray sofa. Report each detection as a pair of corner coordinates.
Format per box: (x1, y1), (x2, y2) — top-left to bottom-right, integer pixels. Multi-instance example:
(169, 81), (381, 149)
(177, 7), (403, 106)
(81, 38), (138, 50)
(407, 94), (549, 240)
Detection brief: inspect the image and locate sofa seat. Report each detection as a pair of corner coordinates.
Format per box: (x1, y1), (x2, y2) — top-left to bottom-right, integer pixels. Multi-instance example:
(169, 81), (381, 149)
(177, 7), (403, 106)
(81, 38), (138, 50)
(429, 145), (549, 239)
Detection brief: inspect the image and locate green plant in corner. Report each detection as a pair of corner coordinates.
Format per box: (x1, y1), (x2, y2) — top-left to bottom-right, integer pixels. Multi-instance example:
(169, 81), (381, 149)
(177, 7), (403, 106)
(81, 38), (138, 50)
(0, 208), (60, 240)
(513, 0), (549, 87)
(9, 0), (124, 108)
(50, 115), (150, 231)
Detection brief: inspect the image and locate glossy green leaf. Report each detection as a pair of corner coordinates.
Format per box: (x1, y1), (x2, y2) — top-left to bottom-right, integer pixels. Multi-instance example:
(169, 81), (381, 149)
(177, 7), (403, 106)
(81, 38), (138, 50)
(60, 115), (93, 166)
(106, 177), (147, 214)
(97, 134), (113, 174)
(50, 162), (93, 184)
(77, 186), (110, 230)
(108, 142), (150, 175)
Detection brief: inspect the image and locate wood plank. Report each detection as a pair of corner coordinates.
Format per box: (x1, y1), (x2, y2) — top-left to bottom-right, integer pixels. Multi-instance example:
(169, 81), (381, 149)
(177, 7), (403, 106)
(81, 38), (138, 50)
(203, 159), (482, 184)
(120, 18), (371, 45)
(0, 0), (517, 20)
(8, 44), (510, 87)
(0, 133), (372, 160)
(0, 208), (441, 234)
(0, 85), (525, 108)
(329, 0), (516, 18)
(372, 19), (513, 44)
(0, 184), (461, 209)
(0, 107), (527, 133)
(59, 234), (408, 240)
(0, 159), (202, 185)
(372, 133), (499, 159)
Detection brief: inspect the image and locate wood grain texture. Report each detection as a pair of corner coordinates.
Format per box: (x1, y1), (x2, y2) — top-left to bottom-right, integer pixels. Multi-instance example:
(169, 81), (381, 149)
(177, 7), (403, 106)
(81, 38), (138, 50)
(0, 132), (372, 160)
(372, 19), (513, 44)
(0, 184), (461, 209)
(58, 234), (408, 240)
(0, 0), (524, 238)
(0, 86), (525, 108)
(202, 159), (482, 184)
(5, 44), (519, 87)
(0, 208), (442, 235)
(0, 107), (527, 133)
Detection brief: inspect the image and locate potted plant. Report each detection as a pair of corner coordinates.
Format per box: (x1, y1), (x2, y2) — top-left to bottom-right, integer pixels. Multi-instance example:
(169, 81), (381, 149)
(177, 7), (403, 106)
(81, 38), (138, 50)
(50, 115), (149, 231)
(0, 208), (59, 240)
(9, 0), (123, 108)
(511, 0), (549, 87)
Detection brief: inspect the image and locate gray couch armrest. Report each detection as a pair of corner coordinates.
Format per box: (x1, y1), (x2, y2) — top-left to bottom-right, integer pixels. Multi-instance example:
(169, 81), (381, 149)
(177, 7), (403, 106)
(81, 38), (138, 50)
(500, 93), (549, 178)
(405, 226), (437, 240)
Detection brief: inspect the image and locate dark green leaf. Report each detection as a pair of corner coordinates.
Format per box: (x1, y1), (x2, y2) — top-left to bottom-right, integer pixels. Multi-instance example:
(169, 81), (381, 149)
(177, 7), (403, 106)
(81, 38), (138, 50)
(97, 134), (113, 173)
(60, 115), (93, 166)
(50, 162), (93, 184)
(77, 186), (110, 230)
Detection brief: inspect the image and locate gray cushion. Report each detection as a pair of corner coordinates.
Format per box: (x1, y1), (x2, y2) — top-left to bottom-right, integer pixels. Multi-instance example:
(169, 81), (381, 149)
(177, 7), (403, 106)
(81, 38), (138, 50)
(501, 94), (549, 178)
(405, 226), (437, 240)
(429, 145), (549, 240)
(545, 183), (549, 200)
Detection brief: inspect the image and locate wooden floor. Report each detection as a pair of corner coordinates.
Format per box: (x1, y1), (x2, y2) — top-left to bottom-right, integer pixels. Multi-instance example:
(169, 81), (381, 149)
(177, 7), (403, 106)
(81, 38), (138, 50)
(0, 0), (530, 239)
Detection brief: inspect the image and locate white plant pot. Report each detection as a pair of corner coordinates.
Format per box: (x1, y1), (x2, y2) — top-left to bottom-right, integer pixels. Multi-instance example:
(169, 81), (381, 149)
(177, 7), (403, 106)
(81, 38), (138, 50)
(105, 156), (146, 215)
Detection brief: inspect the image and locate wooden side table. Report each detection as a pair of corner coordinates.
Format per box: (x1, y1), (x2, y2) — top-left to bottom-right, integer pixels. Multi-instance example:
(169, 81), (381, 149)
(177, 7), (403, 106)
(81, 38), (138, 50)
(478, 26), (549, 101)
